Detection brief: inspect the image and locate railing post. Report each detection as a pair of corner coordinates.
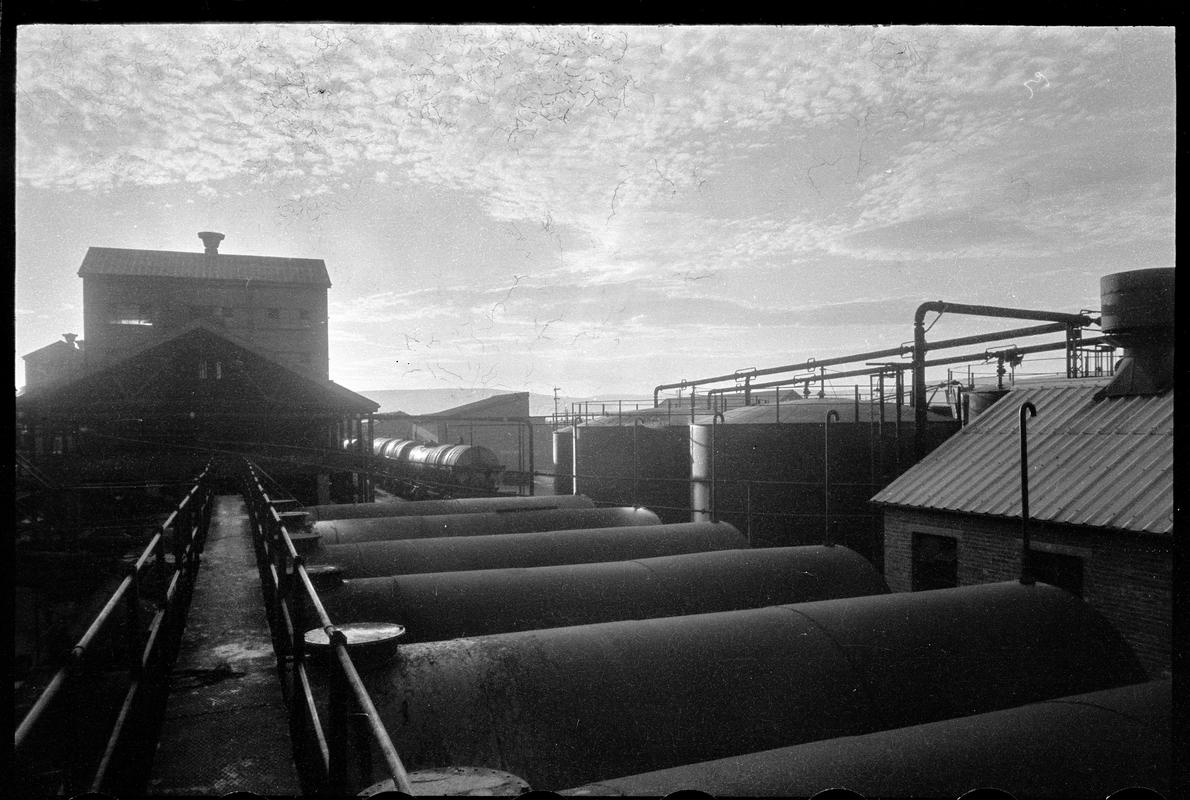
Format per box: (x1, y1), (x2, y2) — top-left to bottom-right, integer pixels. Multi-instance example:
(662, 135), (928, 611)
(125, 565), (143, 679)
(327, 632), (351, 793)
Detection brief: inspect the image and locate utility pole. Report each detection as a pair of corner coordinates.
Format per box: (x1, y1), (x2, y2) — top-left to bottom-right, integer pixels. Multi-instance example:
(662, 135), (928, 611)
(553, 387), (560, 429)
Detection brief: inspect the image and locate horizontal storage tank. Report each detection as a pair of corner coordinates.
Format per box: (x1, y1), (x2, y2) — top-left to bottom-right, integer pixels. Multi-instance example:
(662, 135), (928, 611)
(320, 546), (889, 642)
(303, 495), (596, 521)
(343, 582), (1144, 789)
(562, 680), (1170, 797)
(309, 522), (748, 578)
(312, 507), (662, 545)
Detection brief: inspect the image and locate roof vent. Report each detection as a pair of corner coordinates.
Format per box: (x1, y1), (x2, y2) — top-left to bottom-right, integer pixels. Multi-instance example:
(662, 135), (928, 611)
(62, 333), (78, 346)
(1094, 268), (1175, 400)
(198, 231), (225, 254)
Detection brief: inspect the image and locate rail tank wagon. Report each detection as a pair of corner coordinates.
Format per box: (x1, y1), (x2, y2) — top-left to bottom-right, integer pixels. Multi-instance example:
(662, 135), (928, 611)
(563, 680), (1170, 798)
(319, 545), (889, 642)
(308, 521), (748, 578)
(336, 581), (1144, 790)
(345, 437), (505, 494)
(310, 506), (662, 545)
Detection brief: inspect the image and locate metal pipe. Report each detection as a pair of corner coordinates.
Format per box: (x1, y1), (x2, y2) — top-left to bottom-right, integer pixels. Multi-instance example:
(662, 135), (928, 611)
(824, 411), (839, 546)
(914, 302), (1094, 458)
(1019, 401), (1037, 585)
(304, 495), (596, 521)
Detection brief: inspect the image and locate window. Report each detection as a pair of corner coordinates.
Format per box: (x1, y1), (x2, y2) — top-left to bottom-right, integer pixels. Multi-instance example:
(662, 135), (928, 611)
(267, 308), (280, 320)
(912, 533), (958, 591)
(299, 309), (311, 322)
(198, 360), (208, 380)
(110, 304), (152, 326)
(1026, 549), (1084, 597)
(215, 361), (223, 380)
(298, 352), (312, 365)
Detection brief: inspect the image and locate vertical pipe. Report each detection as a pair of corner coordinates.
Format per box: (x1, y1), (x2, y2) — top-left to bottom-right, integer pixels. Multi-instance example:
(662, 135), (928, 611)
(1019, 402), (1037, 585)
(744, 480), (752, 544)
(824, 410), (839, 546)
(571, 425), (580, 496)
(526, 421), (535, 497)
(913, 315), (928, 459)
(854, 385), (860, 422)
(689, 424), (712, 523)
(895, 369), (903, 476)
(710, 411), (724, 524)
(632, 418), (641, 508)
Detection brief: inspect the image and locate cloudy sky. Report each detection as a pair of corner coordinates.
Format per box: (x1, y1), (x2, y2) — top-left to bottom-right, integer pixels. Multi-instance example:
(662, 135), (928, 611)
(14, 25), (1175, 399)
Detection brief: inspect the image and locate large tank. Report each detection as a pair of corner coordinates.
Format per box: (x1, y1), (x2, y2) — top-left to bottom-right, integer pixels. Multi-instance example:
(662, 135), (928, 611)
(319, 546), (889, 642)
(1097, 267), (1175, 397)
(309, 522), (748, 578)
(343, 581), (1145, 789)
(311, 506), (662, 545)
(303, 495), (596, 521)
(562, 681), (1170, 797)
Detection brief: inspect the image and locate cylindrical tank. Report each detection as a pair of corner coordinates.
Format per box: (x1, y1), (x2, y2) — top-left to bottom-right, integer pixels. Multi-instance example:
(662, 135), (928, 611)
(320, 546), (889, 642)
(689, 424), (712, 523)
(355, 582), (1144, 790)
(1097, 267), (1176, 397)
(304, 495), (596, 521)
(311, 507), (662, 545)
(562, 680), (1171, 798)
(310, 522), (748, 578)
(552, 428), (574, 495)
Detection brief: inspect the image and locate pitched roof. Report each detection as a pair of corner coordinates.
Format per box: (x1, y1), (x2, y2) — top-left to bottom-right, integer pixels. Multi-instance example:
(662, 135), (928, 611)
(870, 379), (1173, 535)
(17, 319), (377, 414)
(78, 247), (331, 286)
(22, 340), (82, 361)
(430, 392), (531, 418)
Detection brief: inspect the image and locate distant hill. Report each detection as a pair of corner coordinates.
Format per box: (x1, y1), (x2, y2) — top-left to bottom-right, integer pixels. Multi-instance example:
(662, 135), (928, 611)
(358, 388), (653, 417)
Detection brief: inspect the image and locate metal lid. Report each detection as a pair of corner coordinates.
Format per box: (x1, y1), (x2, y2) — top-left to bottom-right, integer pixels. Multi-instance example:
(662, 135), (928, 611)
(360, 766), (530, 796)
(303, 622), (405, 669)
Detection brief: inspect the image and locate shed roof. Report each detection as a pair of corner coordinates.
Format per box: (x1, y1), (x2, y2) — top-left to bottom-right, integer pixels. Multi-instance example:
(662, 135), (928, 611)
(870, 379), (1173, 535)
(79, 246), (331, 286)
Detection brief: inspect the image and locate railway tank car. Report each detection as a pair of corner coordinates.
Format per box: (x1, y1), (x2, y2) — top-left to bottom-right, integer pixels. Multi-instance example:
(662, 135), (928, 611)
(343, 437), (505, 494)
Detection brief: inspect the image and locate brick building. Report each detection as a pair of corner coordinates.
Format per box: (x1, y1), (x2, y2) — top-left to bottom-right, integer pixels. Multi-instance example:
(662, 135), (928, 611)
(872, 378), (1173, 678)
(77, 231), (330, 379)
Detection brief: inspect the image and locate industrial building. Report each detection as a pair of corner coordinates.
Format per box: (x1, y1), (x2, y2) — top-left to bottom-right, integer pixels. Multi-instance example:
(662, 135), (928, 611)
(76, 231), (331, 379)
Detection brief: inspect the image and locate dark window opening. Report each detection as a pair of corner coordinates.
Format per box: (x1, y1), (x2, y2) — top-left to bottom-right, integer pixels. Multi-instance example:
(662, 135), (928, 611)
(111, 304), (153, 326)
(912, 533), (958, 591)
(198, 361), (208, 380)
(1027, 549), (1084, 597)
(267, 308), (280, 319)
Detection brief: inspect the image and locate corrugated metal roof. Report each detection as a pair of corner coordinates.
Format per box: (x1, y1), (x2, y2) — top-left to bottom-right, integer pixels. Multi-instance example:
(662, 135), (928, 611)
(78, 247), (331, 286)
(871, 380), (1173, 535)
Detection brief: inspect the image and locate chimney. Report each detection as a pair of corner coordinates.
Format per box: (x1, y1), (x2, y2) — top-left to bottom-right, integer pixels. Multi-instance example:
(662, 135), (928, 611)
(62, 333), (78, 347)
(198, 231), (225, 255)
(1094, 267), (1175, 400)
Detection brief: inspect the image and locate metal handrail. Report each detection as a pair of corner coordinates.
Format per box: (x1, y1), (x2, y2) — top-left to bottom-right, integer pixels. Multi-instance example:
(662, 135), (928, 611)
(242, 460), (413, 795)
(14, 462), (213, 795)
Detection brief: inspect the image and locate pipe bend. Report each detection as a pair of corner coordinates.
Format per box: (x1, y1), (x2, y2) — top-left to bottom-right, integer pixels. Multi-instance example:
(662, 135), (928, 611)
(914, 301), (947, 326)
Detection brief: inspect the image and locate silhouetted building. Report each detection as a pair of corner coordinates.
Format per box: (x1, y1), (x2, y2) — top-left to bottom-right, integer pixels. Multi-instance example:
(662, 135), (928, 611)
(78, 231), (330, 379)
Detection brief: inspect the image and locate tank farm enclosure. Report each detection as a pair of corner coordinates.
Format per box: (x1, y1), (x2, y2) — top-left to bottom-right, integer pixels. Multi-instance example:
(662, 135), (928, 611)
(559, 402), (960, 568)
(16, 268), (1171, 797)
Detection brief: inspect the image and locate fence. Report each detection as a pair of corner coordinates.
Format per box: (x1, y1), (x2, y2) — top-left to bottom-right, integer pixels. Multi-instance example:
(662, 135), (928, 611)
(12, 462), (214, 796)
(242, 460), (413, 795)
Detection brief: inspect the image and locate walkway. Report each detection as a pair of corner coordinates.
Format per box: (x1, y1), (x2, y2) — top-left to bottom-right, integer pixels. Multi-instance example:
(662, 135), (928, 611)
(147, 495), (301, 795)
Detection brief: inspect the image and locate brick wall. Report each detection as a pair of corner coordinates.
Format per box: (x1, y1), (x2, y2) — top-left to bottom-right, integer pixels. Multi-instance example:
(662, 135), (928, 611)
(884, 507), (1171, 678)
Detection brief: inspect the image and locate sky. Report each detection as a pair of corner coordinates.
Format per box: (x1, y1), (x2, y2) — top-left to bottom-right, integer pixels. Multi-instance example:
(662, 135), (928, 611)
(14, 25), (1176, 400)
